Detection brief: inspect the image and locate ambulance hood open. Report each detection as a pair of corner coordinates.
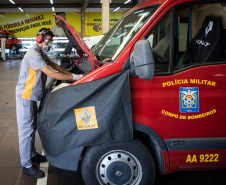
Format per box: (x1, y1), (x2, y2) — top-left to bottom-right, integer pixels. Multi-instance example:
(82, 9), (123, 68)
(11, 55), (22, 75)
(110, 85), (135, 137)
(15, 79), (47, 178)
(54, 15), (99, 68)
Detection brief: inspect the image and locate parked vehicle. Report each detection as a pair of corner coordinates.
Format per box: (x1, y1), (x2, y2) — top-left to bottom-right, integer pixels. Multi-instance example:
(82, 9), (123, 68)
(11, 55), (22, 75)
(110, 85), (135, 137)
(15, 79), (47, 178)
(0, 30), (22, 51)
(38, 0), (226, 185)
(83, 35), (104, 49)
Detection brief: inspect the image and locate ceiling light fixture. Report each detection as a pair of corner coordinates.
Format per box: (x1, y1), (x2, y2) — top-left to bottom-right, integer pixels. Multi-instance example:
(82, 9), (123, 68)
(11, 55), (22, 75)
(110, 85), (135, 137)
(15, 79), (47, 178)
(124, 0), (132, 4)
(113, 7), (120, 12)
(18, 7), (24, 12)
(9, 0), (15, 4)
(52, 7), (55, 12)
(50, 0), (53, 4)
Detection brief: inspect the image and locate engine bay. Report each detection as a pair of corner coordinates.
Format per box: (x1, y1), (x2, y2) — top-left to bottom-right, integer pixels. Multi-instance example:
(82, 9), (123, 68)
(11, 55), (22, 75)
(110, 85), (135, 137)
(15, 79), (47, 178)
(46, 55), (106, 93)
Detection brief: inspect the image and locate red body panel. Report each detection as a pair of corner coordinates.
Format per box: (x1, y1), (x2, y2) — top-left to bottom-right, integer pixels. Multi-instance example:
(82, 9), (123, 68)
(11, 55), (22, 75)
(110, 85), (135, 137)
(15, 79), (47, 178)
(131, 64), (226, 139)
(74, 63), (124, 84)
(131, 64), (226, 172)
(69, 0), (226, 174)
(0, 30), (22, 49)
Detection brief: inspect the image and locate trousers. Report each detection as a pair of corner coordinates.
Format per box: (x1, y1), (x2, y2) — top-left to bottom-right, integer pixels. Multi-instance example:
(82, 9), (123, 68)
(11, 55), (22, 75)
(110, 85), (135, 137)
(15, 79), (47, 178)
(16, 96), (37, 167)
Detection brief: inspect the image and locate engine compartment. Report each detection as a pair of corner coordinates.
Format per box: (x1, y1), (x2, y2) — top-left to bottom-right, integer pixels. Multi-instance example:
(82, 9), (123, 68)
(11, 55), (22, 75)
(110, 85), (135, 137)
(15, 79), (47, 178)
(47, 55), (106, 93)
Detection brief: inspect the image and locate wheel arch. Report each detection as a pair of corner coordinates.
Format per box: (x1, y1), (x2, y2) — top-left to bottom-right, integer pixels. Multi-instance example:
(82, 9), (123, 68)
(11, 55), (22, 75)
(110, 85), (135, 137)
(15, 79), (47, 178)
(77, 122), (169, 174)
(133, 122), (168, 174)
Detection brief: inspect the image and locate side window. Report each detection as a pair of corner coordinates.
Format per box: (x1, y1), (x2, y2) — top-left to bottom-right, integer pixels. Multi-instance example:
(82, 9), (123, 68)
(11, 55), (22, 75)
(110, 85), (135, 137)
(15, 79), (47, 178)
(8, 34), (13, 39)
(174, 3), (226, 71)
(146, 12), (171, 73)
(0, 33), (3, 38)
(5, 33), (13, 39)
(5, 33), (9, 39)
(173, 8), (190, 70)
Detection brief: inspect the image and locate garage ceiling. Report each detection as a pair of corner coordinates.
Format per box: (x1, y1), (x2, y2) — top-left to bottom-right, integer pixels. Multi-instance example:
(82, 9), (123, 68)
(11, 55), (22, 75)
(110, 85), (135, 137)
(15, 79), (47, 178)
(0, 0), (137, 13)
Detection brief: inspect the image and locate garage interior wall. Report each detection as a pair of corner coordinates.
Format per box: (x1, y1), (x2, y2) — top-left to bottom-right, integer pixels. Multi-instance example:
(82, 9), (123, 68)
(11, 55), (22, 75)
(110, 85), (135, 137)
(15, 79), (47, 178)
(0, 12), (124, 37)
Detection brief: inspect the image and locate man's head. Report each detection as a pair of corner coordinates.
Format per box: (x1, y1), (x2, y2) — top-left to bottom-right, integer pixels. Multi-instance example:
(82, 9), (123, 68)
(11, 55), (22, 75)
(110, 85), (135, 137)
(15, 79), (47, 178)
(36, 28), (54, 51)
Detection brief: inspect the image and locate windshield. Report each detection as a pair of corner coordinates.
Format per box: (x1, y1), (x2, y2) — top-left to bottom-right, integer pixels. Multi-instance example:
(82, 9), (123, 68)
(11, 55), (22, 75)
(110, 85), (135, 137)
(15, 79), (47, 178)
(92, 7), (157, 61)
(11, 32), (17, 39)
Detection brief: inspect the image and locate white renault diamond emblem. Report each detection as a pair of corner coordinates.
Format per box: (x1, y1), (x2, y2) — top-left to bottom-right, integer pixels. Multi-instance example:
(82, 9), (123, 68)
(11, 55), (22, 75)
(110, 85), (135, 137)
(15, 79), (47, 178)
(205, 21), (213, 37)
(80, 109), (91, 123)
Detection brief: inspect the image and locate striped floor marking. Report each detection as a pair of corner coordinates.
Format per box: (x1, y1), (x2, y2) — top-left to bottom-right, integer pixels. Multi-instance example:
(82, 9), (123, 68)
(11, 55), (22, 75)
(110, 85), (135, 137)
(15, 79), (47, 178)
(37, 151), (49, 185)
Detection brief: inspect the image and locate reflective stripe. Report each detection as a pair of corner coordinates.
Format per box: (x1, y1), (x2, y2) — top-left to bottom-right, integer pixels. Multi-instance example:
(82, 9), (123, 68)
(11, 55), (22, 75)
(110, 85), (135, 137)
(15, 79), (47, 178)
(164, 137), (226, 151)
(21, 66), (37, 100)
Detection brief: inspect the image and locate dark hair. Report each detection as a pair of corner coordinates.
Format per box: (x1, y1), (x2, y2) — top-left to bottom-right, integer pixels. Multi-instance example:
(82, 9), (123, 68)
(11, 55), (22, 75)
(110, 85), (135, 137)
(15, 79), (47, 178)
(37, 28), (54, 37)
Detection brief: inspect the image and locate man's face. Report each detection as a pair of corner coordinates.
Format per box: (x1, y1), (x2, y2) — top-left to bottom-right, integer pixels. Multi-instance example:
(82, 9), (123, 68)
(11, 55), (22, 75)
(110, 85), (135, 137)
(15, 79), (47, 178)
(41, 35), (53, 52)
(44, 36), (53, 44)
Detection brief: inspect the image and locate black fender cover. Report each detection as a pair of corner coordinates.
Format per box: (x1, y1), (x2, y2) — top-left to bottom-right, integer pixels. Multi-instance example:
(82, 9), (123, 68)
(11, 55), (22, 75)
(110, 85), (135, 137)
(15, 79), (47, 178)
(37, 70), (133, 158)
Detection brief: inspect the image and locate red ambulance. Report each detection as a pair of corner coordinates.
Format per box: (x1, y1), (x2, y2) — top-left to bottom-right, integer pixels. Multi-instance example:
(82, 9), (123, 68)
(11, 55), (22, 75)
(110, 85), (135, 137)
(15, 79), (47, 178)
(40, 0), (226, 184)
(0, 30), (22, 51)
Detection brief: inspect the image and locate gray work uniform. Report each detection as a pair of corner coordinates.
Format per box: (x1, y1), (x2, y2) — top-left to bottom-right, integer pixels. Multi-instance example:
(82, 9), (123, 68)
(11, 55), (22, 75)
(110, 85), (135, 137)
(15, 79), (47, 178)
(16, 44), (52, 168)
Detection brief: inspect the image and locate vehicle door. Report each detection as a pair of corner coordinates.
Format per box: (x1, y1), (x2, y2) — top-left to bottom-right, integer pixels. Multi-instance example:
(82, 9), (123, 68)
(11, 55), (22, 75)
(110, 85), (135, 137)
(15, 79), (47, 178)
(130, 1), (226, 169)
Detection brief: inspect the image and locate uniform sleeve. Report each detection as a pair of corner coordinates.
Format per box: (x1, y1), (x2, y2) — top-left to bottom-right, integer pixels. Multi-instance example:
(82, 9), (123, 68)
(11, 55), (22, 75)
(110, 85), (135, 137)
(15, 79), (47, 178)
(29, 52), (48, 71)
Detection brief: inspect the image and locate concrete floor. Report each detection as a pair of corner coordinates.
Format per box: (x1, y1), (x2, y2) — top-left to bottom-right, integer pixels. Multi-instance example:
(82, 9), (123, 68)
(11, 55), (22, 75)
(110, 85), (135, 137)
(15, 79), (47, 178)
(0, 58), (85, 185)
(0, 58), (43, 185)
(0, 58), (225, 185)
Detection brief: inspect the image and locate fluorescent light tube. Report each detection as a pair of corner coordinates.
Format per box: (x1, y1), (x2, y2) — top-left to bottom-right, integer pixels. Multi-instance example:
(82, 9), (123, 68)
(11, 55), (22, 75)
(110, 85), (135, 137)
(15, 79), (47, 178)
(52, 7), (55, 12)
(113, 7), (120, 12)
(124, 0), (132, 4)
(18, 7), (24, 12)
(9, 0), (15, 4)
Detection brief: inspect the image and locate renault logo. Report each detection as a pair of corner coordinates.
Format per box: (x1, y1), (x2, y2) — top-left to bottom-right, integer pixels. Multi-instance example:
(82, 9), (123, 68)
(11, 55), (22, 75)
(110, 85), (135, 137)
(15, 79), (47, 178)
(74, 106), (98, 130)
(81, 109), (91, 123)
(205, 21), (213, 37)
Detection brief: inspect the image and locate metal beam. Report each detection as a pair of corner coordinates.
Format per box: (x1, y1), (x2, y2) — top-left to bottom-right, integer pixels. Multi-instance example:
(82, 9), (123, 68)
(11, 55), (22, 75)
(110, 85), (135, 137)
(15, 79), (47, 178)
(0, 3), (81, 9)
(81, 0), (90, 11)
(0, 3), (132, 9)
(81, 1), (90, 38)
(88, 3), (131, 8)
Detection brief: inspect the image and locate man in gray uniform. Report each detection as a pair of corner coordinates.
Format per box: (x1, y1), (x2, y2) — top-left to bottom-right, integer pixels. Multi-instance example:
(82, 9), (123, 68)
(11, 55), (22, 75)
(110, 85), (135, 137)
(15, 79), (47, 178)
(16, 28), (82, 178)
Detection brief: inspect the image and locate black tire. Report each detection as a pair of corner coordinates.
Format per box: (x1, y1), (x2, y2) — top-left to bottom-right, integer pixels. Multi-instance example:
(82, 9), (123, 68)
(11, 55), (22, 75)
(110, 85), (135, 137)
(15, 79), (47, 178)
(81, 139), (156, 185)
(11, 44), (18, 51)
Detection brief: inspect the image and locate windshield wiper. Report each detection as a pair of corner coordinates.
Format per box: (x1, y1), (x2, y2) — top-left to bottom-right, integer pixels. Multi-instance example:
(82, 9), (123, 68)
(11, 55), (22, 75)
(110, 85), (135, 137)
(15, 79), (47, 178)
(95, 54), (103, 61)
(103, 58), (113, 63)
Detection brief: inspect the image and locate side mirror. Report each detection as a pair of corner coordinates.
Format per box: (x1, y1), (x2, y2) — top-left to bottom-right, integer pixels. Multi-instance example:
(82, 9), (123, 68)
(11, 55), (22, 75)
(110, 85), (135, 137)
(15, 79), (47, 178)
(130, 40), (155, 80)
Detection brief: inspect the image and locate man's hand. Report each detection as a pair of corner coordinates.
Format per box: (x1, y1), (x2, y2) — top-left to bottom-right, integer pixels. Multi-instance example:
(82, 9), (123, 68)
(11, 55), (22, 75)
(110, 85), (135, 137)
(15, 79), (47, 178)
(72, 74), (83, 81)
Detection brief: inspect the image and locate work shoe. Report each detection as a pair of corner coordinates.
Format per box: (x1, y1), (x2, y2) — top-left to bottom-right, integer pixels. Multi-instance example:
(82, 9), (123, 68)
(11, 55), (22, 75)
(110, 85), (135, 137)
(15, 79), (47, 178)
(23, 165), (45, 179)
(31, 153), (47, 163)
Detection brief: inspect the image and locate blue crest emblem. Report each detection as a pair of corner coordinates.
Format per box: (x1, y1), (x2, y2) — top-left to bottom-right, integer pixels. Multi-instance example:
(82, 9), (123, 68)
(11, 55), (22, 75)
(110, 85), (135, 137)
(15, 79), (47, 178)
(180, 87), (199, 113)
